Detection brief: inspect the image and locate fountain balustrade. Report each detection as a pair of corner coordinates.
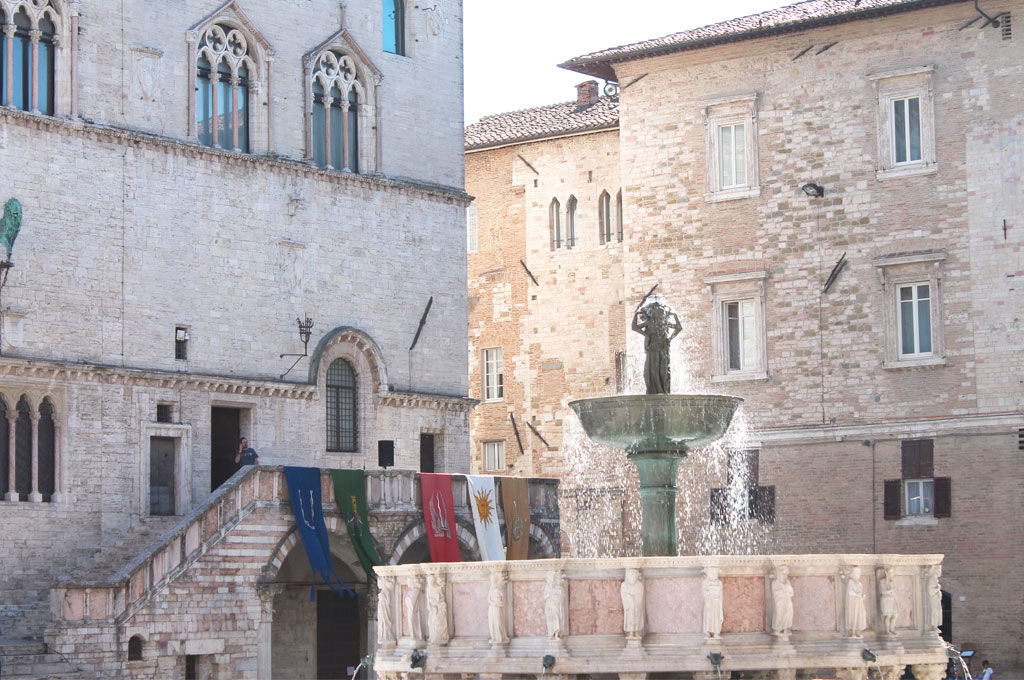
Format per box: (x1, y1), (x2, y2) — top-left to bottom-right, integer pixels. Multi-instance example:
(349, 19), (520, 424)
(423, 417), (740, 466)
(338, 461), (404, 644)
(373, 554), (948, 679)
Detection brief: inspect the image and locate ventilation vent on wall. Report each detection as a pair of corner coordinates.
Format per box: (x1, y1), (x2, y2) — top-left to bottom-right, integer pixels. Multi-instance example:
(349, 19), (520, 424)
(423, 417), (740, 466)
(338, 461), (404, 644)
(1003, 12), (1012, 40)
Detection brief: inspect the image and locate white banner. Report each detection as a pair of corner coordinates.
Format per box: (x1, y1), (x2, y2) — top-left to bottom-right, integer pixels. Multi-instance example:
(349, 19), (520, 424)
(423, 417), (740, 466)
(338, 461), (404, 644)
(466, 475), (506, 561)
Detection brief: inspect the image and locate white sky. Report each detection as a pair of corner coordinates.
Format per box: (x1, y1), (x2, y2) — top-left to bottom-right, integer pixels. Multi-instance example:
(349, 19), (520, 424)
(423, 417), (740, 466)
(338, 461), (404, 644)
(464, 0), (791, 123)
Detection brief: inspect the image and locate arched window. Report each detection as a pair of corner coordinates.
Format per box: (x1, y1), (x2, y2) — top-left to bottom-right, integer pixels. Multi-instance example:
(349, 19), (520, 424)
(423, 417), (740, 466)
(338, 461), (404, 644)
(2, 4), (57, 115)
(14, 395), (30, 501)
(383, 0), (405, 55)
(549, 198), (561, 250)
(566, 195), (578, 248)
(616, 190), (624, 242)
(0, 397), (7, 498)
(196, 23), (252, 152)
(598, 191), (612, 244)
(326, 359), (357, 452)
(127, 635), (144, 661)
(38, 398), (55, 502)
(311, 50), (363, 172)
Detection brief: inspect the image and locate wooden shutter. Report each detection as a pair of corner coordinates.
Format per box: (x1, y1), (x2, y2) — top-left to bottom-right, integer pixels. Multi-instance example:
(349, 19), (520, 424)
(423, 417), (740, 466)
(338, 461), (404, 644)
(883, 479), (902, 520)
(933, 477), (951, 518)
(710, 488), (727, 524)
(750, 485), (775, 522)
(901, 439), (934, 478)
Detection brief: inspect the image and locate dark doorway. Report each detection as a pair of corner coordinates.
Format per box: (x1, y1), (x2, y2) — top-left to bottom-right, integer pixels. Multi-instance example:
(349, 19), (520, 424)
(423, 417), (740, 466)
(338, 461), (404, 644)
(316, 590), (360, 679)
(150, 437), (176, 516)
(419, 433), (435, 473)
(211, 407), (241, 492)
(940, 590), (952, 642)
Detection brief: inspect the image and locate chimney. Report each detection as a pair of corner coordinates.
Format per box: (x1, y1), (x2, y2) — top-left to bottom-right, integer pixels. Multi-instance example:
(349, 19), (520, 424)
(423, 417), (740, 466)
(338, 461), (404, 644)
(575, 80), (599, 107)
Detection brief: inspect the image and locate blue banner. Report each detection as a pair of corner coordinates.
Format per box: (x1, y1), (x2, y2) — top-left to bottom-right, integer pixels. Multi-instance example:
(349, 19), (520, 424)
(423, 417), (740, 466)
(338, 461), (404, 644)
(283, 466), (354, 601)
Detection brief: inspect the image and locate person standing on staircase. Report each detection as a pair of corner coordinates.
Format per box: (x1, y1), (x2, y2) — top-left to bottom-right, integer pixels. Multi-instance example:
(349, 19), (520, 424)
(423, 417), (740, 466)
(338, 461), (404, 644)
(235, 437), (259, 467)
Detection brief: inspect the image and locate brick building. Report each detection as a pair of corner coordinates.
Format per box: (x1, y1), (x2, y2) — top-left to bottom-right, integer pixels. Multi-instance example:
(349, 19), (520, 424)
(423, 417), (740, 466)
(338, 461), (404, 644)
(0, 0), (560, 677)
(467, 0), (1023, 668)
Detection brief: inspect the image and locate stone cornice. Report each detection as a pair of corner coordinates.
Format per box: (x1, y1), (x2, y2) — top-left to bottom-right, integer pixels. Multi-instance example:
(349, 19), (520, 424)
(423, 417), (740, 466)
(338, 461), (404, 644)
(0, 108), (471, 205)
(377, 390), (478, 412)
(756, 411), (1024, 444)
(0, 356), (317, 400)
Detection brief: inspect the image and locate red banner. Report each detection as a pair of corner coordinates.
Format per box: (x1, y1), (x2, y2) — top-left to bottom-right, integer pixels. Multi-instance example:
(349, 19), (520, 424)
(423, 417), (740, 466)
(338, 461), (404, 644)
(419, 473), (461, 563)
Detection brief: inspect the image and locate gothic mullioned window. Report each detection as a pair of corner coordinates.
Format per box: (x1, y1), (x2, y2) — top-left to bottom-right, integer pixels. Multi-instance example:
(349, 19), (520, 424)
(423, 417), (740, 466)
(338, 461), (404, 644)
(195, 23), (253, 152)
(3, 392), (58, 503)
(326, 359), (357, 452)
(304, 29), (380, 173)
(311, 50), (363, 171)
(1, 0), (60, 115)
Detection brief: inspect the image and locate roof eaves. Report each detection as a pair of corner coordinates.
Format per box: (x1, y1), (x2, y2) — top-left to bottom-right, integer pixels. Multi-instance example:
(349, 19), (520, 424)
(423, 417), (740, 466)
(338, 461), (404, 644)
(465, 122), (620, 152)
(559, 0), (967, 80)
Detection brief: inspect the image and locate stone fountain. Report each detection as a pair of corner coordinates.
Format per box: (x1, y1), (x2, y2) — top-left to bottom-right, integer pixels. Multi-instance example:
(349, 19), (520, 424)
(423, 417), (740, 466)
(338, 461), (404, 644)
(373, 295), (949, 680)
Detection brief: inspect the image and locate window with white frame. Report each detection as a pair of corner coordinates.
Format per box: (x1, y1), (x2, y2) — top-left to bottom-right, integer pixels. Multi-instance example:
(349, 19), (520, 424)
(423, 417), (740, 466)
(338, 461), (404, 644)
(904, 478), (934, 516)
(549, 198), (561, 250)
(483, 348), (503, 401)
(869, 65), (936, 179)
(891, 97), (921, 165)
(483, 440), (504, 471)
(598, 191), (612, 244)
(702, 92), (759, 200)
(873, 251), (945, 368)
(467, 203), (478, 252)
(706, 271), (768, 381)
(725, 299), (757, 372)
(718, 123), (746, 189)
(897, 282), (932, 358)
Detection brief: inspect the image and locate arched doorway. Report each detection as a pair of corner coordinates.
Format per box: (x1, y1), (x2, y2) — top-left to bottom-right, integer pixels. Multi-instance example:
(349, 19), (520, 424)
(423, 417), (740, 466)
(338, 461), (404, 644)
(271, 540), (367, 679)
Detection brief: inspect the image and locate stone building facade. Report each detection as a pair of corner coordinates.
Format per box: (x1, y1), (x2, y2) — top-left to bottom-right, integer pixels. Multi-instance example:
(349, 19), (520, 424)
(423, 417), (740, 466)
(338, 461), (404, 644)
(0, 0), (561, 677)
(467, 0), (1023, 669)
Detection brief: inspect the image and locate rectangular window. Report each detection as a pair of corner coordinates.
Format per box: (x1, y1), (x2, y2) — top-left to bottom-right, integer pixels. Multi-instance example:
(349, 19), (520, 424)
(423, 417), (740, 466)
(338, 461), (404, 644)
(725, 300), (756, 371)
(483, 441), (504, 471)
(892, 97), (921, 165)
(905, 478), (934, 516)
(898, 283), (931, 357)
(483, 348), (503, 400)
(718, 123), (746, 189)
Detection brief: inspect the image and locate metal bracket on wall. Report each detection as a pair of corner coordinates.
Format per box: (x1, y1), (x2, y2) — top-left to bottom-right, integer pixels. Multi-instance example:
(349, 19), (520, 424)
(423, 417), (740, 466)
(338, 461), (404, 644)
(409, 296), (433, 351)
(520, 260), (539, 286)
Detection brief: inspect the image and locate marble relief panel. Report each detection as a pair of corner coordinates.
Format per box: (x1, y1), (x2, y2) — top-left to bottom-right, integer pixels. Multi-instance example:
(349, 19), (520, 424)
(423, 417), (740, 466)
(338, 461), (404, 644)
(791, 575), (837, 632)
(645, 577), (701, 634)
(568, 579), (624, 635)
(512, 580), (546, 637)
(722, 576), (765, 633)
(452, 580), (489, 638)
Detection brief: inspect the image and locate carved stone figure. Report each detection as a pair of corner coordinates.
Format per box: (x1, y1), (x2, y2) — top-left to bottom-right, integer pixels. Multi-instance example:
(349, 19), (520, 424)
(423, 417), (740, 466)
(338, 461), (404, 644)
(845, 566), (867, 637)
(878, 567), (898, 636)
(926, 566), (942, 632)
(770, 564), (794, 637)
(376, 575), (395, 645)
(620, 568), (646, 641)
(1, 198), (23, 263)
(404, 574), (425, 641)
(702, 567), (724, 638)
(543, 569), (566, 640)
(631, 299), (682, 394)
(487, 570), (509, 645)
(426, 572), (449, 645)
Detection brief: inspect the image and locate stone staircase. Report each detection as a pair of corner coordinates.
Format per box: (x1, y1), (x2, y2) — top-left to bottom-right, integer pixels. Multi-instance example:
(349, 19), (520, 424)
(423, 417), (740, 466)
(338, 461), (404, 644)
(0, 638), (93, 679)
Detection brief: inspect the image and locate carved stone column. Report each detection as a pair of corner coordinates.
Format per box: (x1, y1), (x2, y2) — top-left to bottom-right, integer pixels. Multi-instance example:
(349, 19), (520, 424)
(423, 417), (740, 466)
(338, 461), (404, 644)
(426, 572), (450, 647)
(702, 566), (723, 642)
(5, 409), (16, 501)
(29, 29), (41, 113)
(487, 568), (510, 655)
(4, 25), (15, 107)
(377, 575), (397, 650)
(28, 411), (41, 502)
(256, 584), (284, 680)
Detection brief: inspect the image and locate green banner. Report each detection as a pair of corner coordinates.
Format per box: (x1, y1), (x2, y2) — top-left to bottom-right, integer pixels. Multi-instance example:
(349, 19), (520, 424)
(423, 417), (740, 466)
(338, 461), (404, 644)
(331, 469), (383, 583)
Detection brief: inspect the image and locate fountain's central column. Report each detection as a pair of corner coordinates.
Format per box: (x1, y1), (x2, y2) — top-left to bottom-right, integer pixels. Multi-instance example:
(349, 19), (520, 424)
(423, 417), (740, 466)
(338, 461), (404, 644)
(629, 451), (684, 556)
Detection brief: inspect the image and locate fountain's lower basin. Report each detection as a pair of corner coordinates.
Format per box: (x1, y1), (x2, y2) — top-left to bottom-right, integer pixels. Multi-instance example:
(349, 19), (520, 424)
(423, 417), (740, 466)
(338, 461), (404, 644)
(569, 394), (743, 454)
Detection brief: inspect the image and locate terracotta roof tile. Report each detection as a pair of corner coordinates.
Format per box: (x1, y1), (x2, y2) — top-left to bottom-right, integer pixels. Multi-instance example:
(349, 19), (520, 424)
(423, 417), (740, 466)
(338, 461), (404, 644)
(560, 0), (965, 79)
(465, 97), (619, 151)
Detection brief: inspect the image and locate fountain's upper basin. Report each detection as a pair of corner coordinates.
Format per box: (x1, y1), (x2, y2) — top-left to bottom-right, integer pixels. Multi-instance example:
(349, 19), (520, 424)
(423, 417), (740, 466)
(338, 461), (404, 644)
(569, 394), (743, 454)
